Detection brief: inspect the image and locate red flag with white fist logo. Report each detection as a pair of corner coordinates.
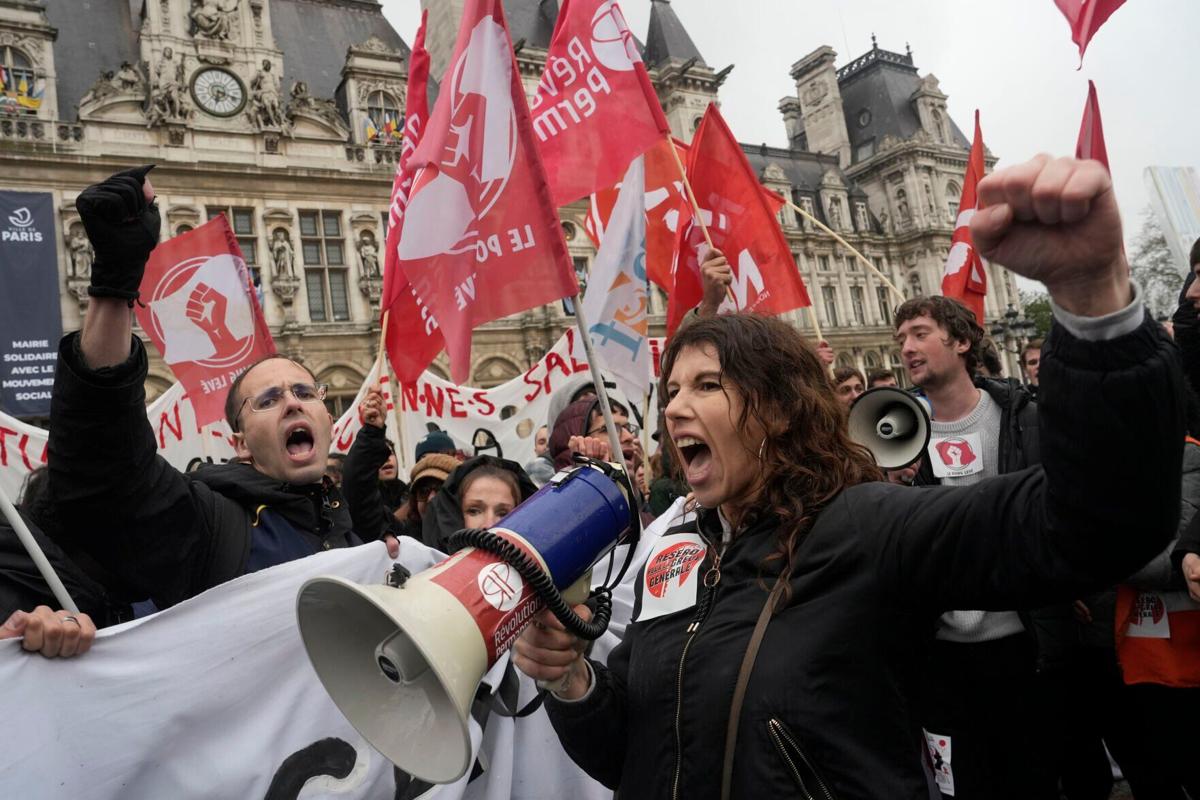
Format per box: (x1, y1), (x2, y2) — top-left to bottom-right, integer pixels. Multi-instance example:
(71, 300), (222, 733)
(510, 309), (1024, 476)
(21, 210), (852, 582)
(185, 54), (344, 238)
(398, 0), (579, 384)
(940, 110), (988, 325)
(531, 0), (671, 206)
(135, 214), (276, 426)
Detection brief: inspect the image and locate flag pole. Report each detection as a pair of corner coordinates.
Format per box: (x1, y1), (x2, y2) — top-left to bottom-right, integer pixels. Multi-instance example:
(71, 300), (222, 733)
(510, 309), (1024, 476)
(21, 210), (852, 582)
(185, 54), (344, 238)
(377, 309), (410, 471)
(664, 136), (736, 306)
(0, 486), (79, 613)
(786, 199), (904, 304)
(571, 296), (629, 473)
(807, 304), (824, 344)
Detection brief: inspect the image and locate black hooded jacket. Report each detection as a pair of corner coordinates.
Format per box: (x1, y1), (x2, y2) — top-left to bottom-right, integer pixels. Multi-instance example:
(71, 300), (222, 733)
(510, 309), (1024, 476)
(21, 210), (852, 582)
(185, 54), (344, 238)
(46, 334), (361, 610)
(420, 455), (538, 552)
(546, 314), (1183, 799)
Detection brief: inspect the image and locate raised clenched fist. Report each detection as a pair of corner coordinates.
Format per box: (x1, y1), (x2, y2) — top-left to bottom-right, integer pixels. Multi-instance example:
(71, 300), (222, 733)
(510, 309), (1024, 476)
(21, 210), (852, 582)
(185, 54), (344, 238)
(75, 164), (161, 302)
(970, 155), (1129, 317)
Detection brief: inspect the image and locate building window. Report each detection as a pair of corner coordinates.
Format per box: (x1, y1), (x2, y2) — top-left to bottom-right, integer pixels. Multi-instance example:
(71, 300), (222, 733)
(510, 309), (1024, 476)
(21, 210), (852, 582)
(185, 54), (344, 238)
(0, 46), (39, 115)
(946, 182), (961, 220)
(365, 91), (402, 145)
(846, 256), (858, 272)
(207, 207), (259, 281)
(822, 286), (839, 327)
(174, 224), (194, 237)
(300, 210), (350, 322)
(818, 255), (831, 272)
(562, 256), (590, 315)
(850, 286), (866, 325)
(324, 393), (354, 419)
(877, 286), (893, 325)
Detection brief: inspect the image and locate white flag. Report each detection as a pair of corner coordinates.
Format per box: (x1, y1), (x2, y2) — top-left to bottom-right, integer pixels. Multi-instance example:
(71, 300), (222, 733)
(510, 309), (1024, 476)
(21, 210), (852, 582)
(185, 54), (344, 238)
(581, 156), (651, 401)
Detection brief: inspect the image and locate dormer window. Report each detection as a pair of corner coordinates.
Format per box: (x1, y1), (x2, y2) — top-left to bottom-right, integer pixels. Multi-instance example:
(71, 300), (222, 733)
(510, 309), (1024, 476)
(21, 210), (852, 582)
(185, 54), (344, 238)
(365, 90), (401, 145)
(1, 46), (40, 115)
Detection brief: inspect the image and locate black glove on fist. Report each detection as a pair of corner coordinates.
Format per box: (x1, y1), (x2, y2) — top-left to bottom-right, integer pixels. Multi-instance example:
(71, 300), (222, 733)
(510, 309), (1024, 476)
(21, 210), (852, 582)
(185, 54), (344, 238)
(76, 164), (161, 302)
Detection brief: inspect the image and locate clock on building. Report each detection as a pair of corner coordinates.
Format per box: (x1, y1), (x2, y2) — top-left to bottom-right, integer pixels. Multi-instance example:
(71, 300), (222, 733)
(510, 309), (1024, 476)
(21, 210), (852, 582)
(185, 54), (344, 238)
(191, 68), (246, 117)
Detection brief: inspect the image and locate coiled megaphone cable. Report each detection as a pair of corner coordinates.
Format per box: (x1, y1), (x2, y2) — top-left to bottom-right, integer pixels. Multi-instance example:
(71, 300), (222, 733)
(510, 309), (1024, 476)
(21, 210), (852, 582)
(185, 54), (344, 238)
(446, 527), (613, 640)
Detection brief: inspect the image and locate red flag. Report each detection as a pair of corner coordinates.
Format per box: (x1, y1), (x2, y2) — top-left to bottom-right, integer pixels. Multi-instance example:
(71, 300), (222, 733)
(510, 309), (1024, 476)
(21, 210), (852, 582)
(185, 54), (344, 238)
(941, 110), (988, 324)
(531, 0), (670, 206)
(1053, 0), (1127, 62)
(381, 12), (446, 383)
(1075, 80), (1109, 171)
(398, 0), (579, 384)
(585, 136), (690, 291)
(665, 104), (809, 334)
(135, 215), (276, 426)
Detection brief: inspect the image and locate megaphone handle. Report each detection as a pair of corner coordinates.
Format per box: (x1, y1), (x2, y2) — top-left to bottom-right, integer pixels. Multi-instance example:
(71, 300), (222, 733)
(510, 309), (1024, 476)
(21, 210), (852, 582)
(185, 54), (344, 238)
(536, 569), (592, 694)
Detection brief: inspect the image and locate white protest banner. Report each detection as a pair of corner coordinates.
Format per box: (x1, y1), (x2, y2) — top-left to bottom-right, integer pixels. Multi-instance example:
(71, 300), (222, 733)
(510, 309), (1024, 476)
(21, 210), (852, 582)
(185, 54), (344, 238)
(333, 328), (596, 475)
(0, 381), (237, 502)
(0, 540), (488, 799)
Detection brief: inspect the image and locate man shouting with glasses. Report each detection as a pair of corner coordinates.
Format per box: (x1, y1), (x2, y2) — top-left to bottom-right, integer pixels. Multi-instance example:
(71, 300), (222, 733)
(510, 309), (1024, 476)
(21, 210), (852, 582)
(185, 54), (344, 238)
(46, 166), (397, 611)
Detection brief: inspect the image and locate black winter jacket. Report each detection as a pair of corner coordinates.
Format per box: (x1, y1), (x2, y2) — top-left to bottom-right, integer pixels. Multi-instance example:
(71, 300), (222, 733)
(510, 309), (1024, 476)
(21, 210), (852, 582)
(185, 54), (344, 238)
(546, 315), (1183, 799)
(342, 422), (396, 542)
(914, 376), (1039, 485)
(47, 334), (361, 609)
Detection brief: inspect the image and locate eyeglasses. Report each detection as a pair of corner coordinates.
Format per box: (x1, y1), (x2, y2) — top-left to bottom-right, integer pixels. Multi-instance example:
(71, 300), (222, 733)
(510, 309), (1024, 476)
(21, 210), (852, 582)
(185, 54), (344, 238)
(235, 382), (328, 429)
(586, 421), (640, 437)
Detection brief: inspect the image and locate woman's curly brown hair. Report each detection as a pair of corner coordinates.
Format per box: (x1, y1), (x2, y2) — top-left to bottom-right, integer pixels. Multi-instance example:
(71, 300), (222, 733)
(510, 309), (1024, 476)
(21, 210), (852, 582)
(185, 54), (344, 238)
(659, 313), (882, 580)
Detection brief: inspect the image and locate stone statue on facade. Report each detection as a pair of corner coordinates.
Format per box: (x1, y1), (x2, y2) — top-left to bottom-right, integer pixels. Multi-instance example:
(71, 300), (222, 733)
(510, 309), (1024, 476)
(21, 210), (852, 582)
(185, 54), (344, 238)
(189, 0), (239, 41)
(80, 71), (119, 106)
(270, 229), (295, 278)
(114, 61), (144, 93)
(250, 60), (286, 130)
(357, 233), (380, 279)
(67, 226), (94, 279)
(828, 198), (843, 231)
(288, 80), (344, 130)
(147, 47), (192, 127)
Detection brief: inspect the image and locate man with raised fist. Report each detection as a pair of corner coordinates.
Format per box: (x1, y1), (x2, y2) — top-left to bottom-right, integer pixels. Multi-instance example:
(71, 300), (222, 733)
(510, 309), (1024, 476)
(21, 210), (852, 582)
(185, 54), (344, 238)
(46, 166), (395, 612)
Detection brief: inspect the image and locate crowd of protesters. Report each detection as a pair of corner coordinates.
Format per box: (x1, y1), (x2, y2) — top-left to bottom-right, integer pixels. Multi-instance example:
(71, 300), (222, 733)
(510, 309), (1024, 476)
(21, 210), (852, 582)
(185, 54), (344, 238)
(2, 157), (1199, 799)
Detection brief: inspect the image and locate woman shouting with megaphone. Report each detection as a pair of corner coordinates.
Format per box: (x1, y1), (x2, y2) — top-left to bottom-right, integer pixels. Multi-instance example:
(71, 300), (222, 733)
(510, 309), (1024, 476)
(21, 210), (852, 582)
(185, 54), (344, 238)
(514, 155), (1185, 799)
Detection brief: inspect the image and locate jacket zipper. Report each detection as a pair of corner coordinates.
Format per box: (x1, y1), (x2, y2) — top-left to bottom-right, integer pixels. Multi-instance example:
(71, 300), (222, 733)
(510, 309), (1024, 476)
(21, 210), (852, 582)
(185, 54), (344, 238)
(670, 537), (724, 800)
(768, 718), (835, 800)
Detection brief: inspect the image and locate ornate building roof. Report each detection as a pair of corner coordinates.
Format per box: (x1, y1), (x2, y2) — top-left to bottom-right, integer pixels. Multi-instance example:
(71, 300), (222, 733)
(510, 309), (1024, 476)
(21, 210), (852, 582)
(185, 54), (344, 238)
(503, 0), (558, 51)
(643, 0), (706, 68)
(270, 0), (408, 101)
(836, 42), (968, 163)
(42, 0), (140, 119)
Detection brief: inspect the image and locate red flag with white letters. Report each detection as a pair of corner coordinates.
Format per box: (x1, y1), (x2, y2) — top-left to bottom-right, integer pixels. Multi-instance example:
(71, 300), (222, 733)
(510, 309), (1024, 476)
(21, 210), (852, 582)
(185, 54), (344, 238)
(941, 110), (988, 324)
(135, 215), (276, 426)
(665, 104), (808, 334)
(1075, 79), (1109, 171)
(398, 0), (578, 384)
(380, 11), (445, 383)
(1053, 0), (1127, 62)
(531, 0), (671, 206)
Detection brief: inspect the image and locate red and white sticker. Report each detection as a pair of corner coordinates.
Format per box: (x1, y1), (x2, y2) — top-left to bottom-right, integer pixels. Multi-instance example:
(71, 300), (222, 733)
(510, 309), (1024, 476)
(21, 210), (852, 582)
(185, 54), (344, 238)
(928, 432), (984, 479)
(635, 533), (707, 622)
(1127, 591), (1172, 639)
(924, 730), (954, 796)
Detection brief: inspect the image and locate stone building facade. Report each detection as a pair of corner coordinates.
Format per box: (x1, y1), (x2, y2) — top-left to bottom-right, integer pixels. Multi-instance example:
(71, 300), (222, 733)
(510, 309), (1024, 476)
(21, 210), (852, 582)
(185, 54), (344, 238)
(0, 0), (1023, 421)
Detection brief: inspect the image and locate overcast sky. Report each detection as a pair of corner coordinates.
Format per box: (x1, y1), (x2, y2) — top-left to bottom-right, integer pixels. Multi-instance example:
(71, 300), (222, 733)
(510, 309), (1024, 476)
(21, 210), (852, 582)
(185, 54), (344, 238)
(379, 0), (1198, 255)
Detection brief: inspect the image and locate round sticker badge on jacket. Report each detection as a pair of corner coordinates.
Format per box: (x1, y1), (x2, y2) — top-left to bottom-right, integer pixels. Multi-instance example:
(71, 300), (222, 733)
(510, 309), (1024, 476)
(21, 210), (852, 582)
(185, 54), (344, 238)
(635, 533), (707, 622)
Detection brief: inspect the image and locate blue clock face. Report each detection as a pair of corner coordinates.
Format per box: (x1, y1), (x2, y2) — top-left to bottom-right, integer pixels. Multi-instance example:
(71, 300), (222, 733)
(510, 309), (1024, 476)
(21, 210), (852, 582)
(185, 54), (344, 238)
(191, 68), (246, 117)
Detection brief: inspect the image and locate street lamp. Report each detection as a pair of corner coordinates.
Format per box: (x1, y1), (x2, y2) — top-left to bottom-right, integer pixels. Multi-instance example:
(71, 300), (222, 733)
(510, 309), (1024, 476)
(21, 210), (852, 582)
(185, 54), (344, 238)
(989, 303), (1038, 381)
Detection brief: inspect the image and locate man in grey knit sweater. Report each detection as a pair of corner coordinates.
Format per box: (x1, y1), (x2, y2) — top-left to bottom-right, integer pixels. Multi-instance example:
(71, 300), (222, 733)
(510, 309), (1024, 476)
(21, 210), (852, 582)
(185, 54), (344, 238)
(895, 296), (1049, 799)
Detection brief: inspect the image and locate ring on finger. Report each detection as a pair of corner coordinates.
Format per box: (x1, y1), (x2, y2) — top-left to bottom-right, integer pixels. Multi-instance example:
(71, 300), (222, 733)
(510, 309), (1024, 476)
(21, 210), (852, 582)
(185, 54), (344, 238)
(61, 615), (81, 627)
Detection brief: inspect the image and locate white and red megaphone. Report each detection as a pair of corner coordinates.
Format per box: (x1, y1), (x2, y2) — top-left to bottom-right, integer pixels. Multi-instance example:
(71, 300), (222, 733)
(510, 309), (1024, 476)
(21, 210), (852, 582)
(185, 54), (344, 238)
(296, 460), (637, 784)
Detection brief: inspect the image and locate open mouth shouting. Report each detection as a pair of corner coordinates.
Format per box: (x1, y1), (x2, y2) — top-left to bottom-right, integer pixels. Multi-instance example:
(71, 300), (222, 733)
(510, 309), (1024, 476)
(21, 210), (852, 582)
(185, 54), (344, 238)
(675, 434), (713, 487)
(284, 421), (316, 463)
